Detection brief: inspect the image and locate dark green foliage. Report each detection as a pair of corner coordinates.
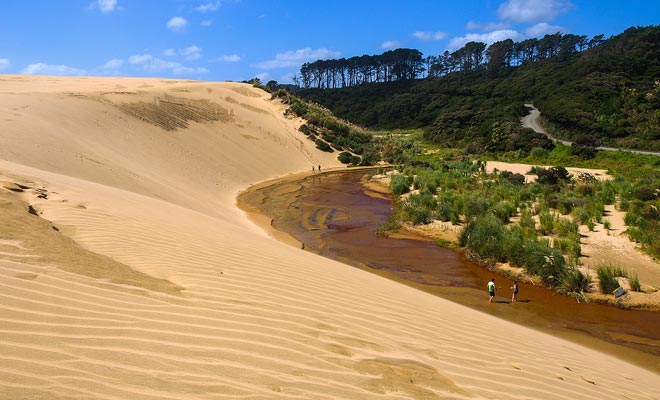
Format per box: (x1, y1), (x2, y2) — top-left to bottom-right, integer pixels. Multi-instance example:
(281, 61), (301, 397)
(523, 240), (566, 286)
(534, 166), (571, 185)
(459, 215), (506, 262)
(560, 267), (592, 294)
(596, 264), (623, 293)
(298, 25), (660, 152)
(390, 174), (411, 196)
(492, 200), (516, 224)
(315, 139), (333, 152)
(338, 151), (353, 163)
(500, 171), (525, 186)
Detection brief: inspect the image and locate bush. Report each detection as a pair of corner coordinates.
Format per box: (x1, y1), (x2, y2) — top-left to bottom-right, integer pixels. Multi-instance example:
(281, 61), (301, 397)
(390, 174), (411, 196)
(629, 273), (641, 292)
(338, 151), (354, 164)
(492, 200), (516, 224)
(539, 211), (554, 234)
(596, 264), (623, 294)
(523, 240), (566, 286)
(315, 139), (333, 152)
(459, 215), (506, 262)
(560, 267), (591, 294)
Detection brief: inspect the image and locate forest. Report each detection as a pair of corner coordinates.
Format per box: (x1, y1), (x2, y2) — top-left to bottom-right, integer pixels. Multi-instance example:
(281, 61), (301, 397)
(295, 33), (604, 89)
(295, 25), (660, 152)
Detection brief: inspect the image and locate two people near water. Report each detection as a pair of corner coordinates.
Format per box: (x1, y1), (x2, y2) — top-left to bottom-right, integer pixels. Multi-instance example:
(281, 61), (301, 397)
(487, 278), (519, 303)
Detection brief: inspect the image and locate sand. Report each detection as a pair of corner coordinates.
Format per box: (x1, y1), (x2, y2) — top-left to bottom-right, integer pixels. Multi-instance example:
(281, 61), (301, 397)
(0, 75), (659, 399)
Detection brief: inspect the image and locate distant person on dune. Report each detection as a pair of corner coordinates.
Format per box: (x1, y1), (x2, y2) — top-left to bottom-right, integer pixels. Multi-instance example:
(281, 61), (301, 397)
(318, 164), (322, 172)
(312, 165), (315, 173)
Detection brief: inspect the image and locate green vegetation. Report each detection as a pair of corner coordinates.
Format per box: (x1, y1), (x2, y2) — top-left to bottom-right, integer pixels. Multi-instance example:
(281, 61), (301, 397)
(259, 24), (660, 302)
(270, 89), (375, 165)
(596, 264), (625, 293)
(629, 273), (642, 292)
(298, 25), (660, 152)
(377, 153), (659, 298)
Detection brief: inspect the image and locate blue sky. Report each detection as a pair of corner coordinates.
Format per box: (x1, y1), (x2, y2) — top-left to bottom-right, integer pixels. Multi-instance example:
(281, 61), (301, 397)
(0, 0), (658, 83)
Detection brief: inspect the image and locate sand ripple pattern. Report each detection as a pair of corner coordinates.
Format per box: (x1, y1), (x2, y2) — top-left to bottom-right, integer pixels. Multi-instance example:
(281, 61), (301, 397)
(0, 78), (658, 399)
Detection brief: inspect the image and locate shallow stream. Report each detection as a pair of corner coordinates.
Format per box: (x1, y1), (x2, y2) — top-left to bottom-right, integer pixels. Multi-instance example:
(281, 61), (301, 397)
(239, 169), (660, 372)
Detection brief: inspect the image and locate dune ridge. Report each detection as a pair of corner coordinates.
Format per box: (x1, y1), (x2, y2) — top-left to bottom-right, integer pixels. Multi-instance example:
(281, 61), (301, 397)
(0, 75), (659, 399)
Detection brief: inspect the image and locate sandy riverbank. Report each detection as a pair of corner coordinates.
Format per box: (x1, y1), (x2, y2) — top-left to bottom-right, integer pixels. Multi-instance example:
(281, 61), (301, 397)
(0, 75), (658, 399)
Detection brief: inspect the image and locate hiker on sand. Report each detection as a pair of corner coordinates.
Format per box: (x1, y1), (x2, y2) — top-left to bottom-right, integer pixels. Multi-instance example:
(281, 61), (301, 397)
(488, 278), (495, 303)
(312, 165), (315, 173)
(318, 164), (321, 172)
(511, 280), (519, 302)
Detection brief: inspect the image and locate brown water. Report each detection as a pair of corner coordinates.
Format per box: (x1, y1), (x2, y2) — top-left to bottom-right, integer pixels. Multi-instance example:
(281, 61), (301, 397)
(239, 169), (660, 373)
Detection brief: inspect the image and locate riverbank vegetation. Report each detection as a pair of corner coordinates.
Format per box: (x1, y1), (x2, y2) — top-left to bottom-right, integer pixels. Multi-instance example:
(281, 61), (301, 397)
(378, 146), (660, 301)
(256, 25), (660, 304)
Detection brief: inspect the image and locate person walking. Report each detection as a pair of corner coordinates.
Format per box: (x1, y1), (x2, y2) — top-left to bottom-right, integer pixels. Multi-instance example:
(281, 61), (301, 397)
(312, 165), (315, 173)
(511, 280), (519, 302)
(318, 164), (321, 172)
(488, 278), (495, 303)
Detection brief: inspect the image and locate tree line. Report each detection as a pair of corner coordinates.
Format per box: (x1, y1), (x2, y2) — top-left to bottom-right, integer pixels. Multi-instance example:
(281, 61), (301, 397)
(295, 33), (605, 89)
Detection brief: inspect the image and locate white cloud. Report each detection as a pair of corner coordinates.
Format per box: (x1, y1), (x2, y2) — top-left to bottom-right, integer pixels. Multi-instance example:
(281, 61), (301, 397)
(200, 19), (213, 27)
(162, 46), (203, 60)
(412, 31), (447, 41)
(97, 0), (118, 13)
(128, 54), (153, 64)
(195, 2), (220, 12)
(466, 21), (510, 31)
(253, 47), (341, 70)
(381, 40), (401, 49)
(497, 0), (571, 23)
(525, 22), (566, 37)
(125, 54), (207, 76)
(102, 58), (124, 69)
(21, 63), (87, 76)
(172, 66), (209, 75)
(167, 16), (188, 32)
(448, 29), (522, 50)
(0, 58), (10, 70)
(144, 58), (180, 71)
(211, 54), (241, 62)
(180, 46), (202, 60)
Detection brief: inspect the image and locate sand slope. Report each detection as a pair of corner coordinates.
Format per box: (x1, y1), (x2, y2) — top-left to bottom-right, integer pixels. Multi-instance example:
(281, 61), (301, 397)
(0, 75), (659, 399)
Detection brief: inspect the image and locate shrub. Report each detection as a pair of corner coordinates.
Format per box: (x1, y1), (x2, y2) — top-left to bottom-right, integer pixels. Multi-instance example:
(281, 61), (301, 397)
(560, 267), (591, 294)
(596, 264), (623, 294)
(502, 225), (527, 267)
(555, 217), (579, 238)
(523, 240), (566, 286)
(390, 174), (411, 196)
(539, 211), (554, 235)
(492, 200), (516, 224)
(315, 139), (333, 152)
(519, 209), (536, 232)
(464, 194), (490, 220)
(459, 215), (506, 262)
(629, 273), (641, 292)
(404, 204), (432, 224)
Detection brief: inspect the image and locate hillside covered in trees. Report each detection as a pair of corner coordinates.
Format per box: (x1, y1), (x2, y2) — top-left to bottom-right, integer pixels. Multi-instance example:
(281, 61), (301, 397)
(296, 26), (660, 153)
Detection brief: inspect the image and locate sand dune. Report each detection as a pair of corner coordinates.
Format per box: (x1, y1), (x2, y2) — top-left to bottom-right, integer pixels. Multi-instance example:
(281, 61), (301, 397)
(1, 75), (659, 399)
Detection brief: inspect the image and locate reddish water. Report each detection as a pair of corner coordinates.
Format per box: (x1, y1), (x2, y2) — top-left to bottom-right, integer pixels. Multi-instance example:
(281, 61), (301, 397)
(239, 169), (660, 372)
